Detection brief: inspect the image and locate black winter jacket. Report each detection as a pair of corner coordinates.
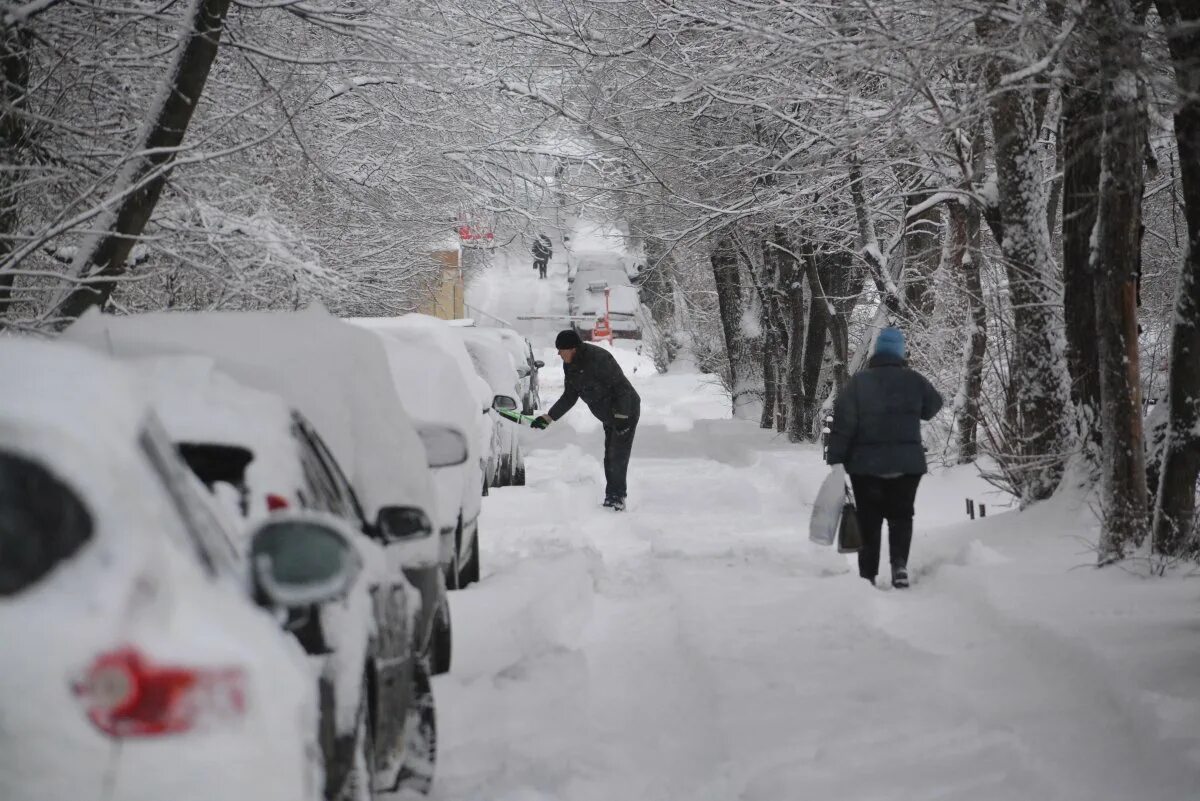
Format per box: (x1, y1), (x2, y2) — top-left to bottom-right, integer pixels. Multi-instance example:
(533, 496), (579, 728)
(547, 343), (640, 426)
(825, 354), (943, 476)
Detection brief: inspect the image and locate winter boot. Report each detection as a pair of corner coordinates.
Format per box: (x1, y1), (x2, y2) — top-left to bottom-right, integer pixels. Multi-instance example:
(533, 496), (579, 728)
(891, 565), (910, 589)
(603, 495), (626, 512)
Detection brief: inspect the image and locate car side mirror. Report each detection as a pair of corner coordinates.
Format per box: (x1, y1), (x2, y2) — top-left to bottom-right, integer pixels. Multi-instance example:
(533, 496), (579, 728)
(534, 360), (545, 369)
(375, 505), (433, 543)
(416, 423), (468, 468)
(249, 512), (362, 608)
(492, 394), (519, 411)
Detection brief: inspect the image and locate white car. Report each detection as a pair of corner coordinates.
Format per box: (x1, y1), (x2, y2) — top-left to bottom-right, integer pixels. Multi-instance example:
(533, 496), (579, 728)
(0, 338), (336, 801)
(349, 324), (484, 589)
(355, 314), (501, 494)
(129, 355), (439, 795)
(451, 324), (543, 414)
(451, 327), (527, 486)
(64, 305), (445, 795)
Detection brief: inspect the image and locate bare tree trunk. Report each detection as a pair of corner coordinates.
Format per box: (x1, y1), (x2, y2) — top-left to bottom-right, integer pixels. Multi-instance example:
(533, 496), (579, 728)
(711, 233), (755, 417)
(1060, 31), (1105, 456)
(782, 235), (808, 442)
(47, 0), (233, 323)
(1091, 0), (1149, 560)
(977, 13), (1073, 502)
(948, 198), (987, 462)
(1152, 0), (1200, 555)
(800, 251), (831, 439)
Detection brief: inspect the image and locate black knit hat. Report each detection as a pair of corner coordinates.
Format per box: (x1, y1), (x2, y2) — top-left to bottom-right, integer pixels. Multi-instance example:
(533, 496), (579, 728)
(555, 329), (582, 349)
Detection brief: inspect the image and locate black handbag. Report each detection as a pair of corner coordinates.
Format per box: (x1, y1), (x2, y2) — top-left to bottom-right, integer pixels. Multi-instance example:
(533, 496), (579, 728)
(837, 487), (861, 554)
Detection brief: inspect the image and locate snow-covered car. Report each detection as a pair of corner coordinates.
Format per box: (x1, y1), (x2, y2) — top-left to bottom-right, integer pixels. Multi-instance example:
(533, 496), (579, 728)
(64, 305), (444, 795)
(128, 355), (438, 797)
(349, 323), (484, 589)
(450, 327), (527, 486)
(568, 265), (641, 340)
(453, 324), (544, 414)
(357, 314), (502, 495)
(0, 338), (338, 801)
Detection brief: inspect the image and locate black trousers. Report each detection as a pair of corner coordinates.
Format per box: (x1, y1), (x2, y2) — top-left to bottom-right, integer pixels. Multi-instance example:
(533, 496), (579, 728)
(602, 420), (637, 499)
(848, 474), (922, 579)
(534, 258), (547, 278)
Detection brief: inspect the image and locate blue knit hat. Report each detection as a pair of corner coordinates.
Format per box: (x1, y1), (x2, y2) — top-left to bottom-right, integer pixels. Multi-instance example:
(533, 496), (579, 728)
(874, 327), (906, 359)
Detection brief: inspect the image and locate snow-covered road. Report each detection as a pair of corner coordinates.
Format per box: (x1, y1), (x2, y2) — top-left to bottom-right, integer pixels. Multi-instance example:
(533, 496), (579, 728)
(430, 234), (1200, 801)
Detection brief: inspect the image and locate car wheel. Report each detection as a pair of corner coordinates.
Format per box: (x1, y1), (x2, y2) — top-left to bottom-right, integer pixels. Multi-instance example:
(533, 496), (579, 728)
(431, 597), (452, 675)
(337, 676), (376, 801)
(395, 661), (436, 795)
(460, 529), (480, 587)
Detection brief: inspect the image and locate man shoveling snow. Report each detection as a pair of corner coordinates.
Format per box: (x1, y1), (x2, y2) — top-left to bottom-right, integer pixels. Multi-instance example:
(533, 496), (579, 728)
(531, 330), (640, 511)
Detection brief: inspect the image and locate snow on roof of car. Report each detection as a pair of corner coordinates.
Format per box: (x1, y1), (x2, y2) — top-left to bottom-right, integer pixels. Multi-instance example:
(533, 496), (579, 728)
(0, 337), (148, 451)
(349, 315), (493, 408)
(128, 355), (304, 511)
(451, 329), (521, 398)
(63, 306), (432, 518)
(352, 327), (478, 442)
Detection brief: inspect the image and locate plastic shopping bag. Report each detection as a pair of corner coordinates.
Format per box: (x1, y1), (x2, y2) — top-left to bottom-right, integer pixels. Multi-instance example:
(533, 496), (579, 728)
(809, 465), (846, 546)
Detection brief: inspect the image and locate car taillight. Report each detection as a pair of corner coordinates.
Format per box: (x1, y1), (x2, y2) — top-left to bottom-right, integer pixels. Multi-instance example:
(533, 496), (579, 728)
(265, 493), (289, 511)
(74, 648), (246, 737)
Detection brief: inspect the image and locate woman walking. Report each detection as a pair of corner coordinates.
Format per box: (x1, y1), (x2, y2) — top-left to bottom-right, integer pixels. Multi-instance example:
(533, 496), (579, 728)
(825, 327), (943, 588)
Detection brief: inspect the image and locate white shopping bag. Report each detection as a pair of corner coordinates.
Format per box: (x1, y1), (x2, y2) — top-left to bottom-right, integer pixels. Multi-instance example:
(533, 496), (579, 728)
(809, 465), (846, 546)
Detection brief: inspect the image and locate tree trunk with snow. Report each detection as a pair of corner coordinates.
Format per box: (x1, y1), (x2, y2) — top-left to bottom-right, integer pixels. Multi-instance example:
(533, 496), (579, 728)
(1151, 0), (1200, 555)
(711, 234), (754, 418)
(47, 0), (233, 323)
(800, 253), (831, 440)
(781, 235), (808, 443)
(1091, 0), (1149, 560)
(950, 198), (987, 463)
(1060, 59), (1104, 456)
(977, 14), (1073, 503)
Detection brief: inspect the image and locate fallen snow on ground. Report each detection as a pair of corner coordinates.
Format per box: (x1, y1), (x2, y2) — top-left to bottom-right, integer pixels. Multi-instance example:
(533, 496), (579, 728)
(431, 227), (1200, 801)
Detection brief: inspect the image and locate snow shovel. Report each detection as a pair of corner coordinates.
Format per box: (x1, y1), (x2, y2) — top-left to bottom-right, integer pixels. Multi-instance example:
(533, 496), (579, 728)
(496, 407), (541, 427)
(809, 465), (846, 546)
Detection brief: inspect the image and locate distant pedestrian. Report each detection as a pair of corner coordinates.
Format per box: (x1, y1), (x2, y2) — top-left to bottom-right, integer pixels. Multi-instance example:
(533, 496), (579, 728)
(531, 329), (640, 511)
(531, 234), (552, 279)
(825, 327), (943, 588)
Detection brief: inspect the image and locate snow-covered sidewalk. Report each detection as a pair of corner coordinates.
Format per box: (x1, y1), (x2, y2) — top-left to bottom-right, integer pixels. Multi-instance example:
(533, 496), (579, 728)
(436, 237), (1200, 801)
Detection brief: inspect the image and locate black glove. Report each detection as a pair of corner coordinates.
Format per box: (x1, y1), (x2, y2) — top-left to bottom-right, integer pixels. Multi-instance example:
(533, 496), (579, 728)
(530, 415), (551, 430)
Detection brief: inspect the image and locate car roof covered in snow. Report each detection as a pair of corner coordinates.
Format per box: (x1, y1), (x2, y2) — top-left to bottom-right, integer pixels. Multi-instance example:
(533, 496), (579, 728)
(452, 329), (521, 398)
(350, 327), (479, 446)
(0, 337), (148, 449)
(63, 306), (432, 519)
(349, 315), (494, 409)
(461, 326), (531, 367)
(128, 355), (305, 510)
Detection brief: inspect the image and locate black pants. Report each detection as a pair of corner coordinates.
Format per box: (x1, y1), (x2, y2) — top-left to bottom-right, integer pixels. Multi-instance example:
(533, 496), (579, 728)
(534, 258), (547, 278)
(848, 474), (922, 579)
(602, 420), (637, 499)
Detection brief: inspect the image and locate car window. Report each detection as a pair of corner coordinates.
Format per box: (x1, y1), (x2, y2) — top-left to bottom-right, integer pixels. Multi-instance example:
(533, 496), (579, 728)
(293, 415), (370, 530)
(0, 449), (94, 597)
(288, 415), (341, 513)
(138, 418), (240, 576)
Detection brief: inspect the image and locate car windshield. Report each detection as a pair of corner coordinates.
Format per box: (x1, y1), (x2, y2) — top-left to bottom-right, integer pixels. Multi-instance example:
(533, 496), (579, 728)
(0, 449), (93, 596)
